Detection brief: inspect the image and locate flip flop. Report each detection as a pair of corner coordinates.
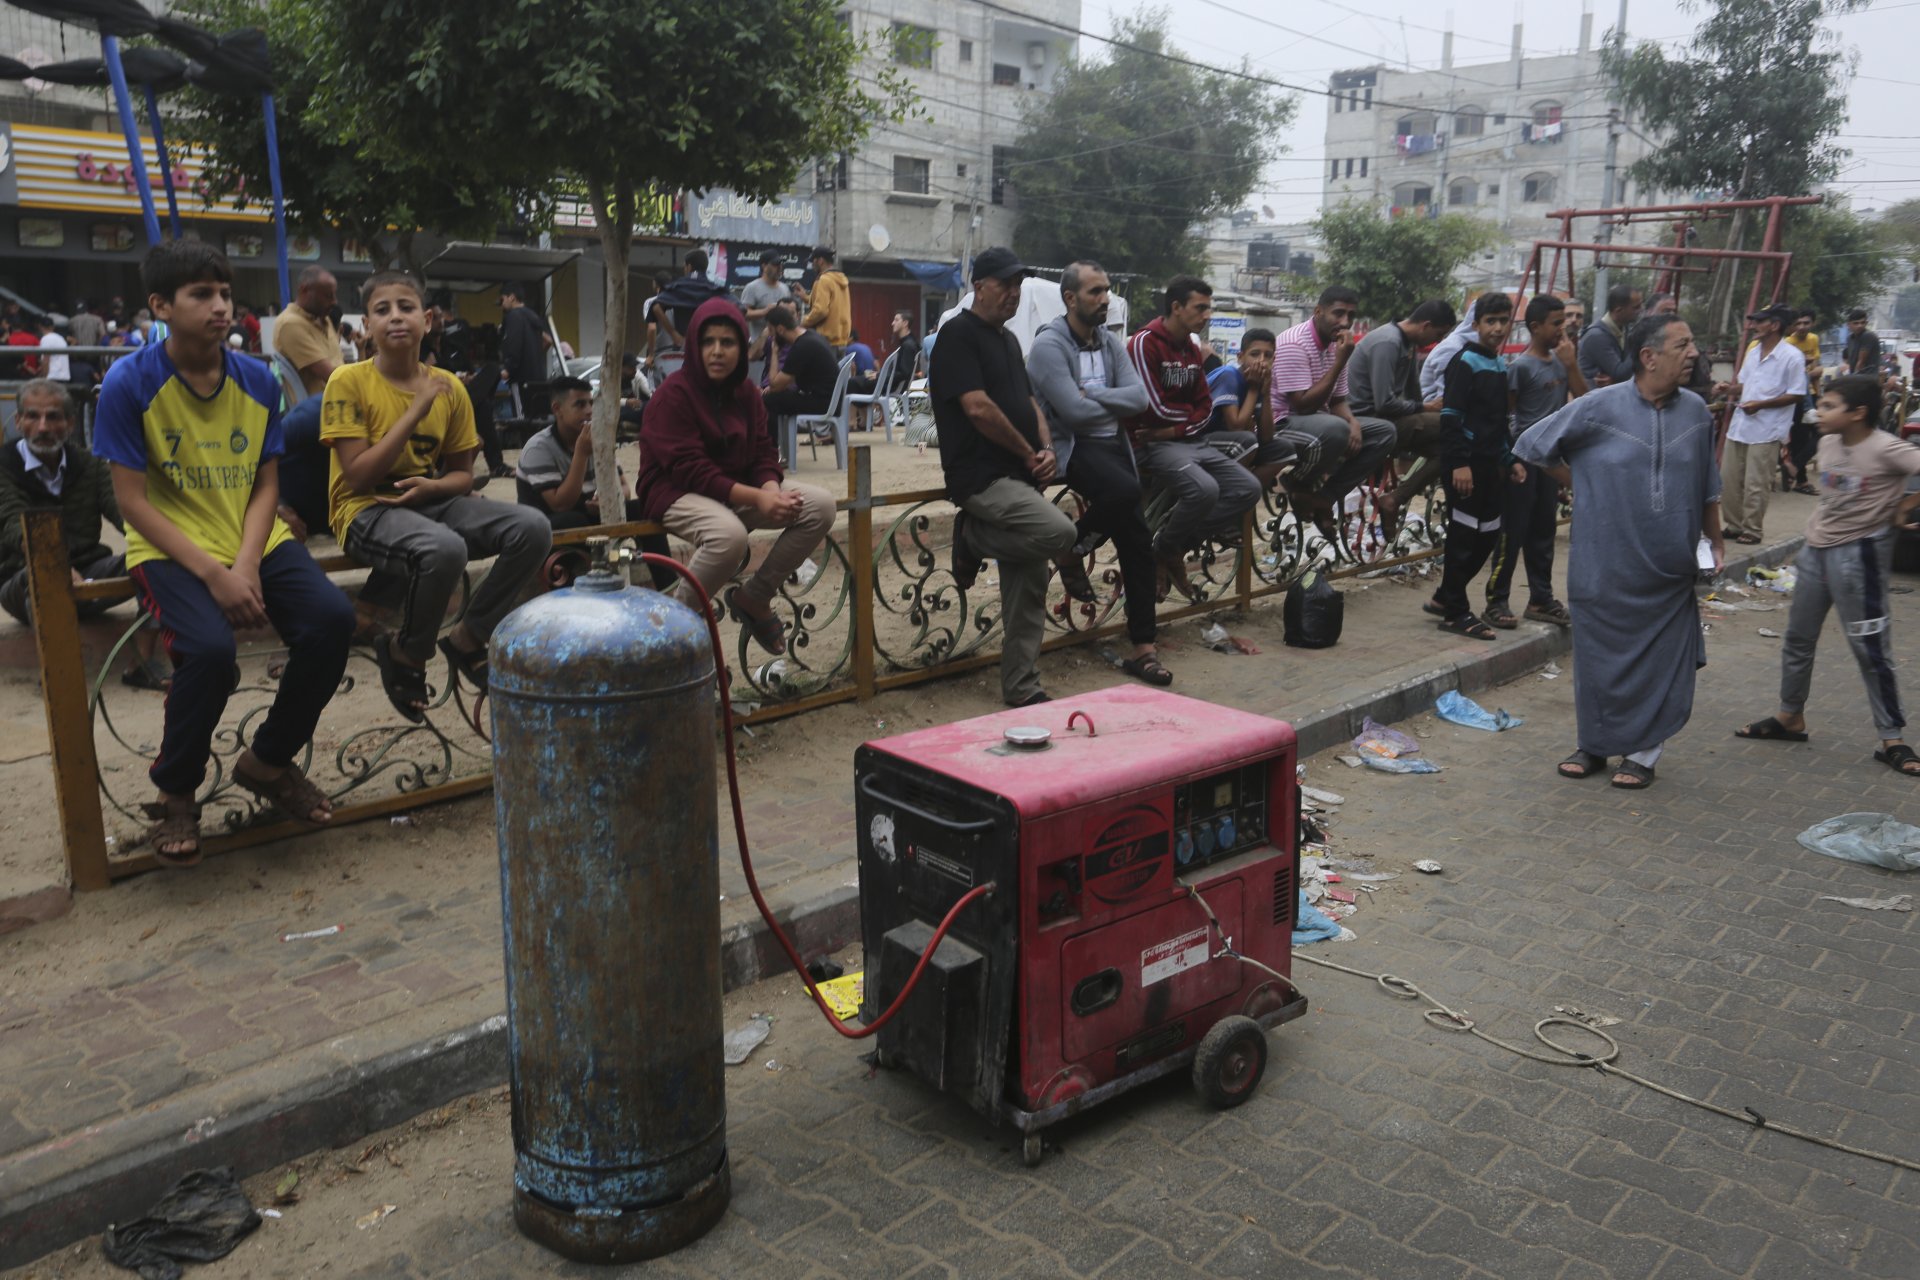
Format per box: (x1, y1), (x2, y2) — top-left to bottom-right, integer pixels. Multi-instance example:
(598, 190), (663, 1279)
(1735, 717), (1808, 742)
(1874, 744), (1920, 776)
(1735, 532), (1763, 545)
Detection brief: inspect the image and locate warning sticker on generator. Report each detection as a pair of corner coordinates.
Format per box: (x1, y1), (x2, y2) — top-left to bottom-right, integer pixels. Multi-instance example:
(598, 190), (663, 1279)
(1141, 927), (1210, 986)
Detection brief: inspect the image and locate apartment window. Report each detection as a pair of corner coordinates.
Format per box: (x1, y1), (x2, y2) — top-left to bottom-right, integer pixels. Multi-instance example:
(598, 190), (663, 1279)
(959, 39), (973, 62)
(1492, 113), (1507, 125)
(1448, 178), (1478, 206)
(815, 153), (848, 192)
(1523, 173), (1556, 203)
(890, 22), (935, 69)
(1345, 158), (1355, 178)
(1349, 90), (1359, 111)
(957, 162), (968, 178)
(1363, 87), (1373, 108)
(991, 145), (1015, 205)
(1330, 159), (1341, 181)
(1455, 107), (1485, 137)
(1396, 112), (1438, 137)
(1393, 183), (1433, 206)
(1532, 102), (1563, 127)
(1359, 157), (1369, 178)
(1486, 182), (1499, 196)
(893, 155), (931, 195)
(1333, 92), (1342, 114)
(993, 63), (1020, 86)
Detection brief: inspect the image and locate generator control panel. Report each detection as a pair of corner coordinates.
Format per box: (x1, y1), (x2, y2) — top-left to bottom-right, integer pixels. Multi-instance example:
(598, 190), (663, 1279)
(1171, 762), (1271, 871)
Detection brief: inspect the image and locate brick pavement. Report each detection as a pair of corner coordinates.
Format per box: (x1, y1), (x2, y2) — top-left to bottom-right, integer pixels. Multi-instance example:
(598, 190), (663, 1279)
(9, 564), (1917, 1279)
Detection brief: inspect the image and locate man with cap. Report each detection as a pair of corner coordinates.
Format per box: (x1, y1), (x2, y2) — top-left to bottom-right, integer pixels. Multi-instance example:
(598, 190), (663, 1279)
(932, 248), (1078, 707)
(1720, 304), (1808, 545)
(800, 246), (852, 349)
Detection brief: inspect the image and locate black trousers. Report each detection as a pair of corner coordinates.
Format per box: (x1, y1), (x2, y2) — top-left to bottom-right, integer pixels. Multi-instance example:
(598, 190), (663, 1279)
(1435, 464), (1505, 619)
(762, 389), (830, 419)
(1485, 463), (1559, 609)
(1066, 436), (1157, 646)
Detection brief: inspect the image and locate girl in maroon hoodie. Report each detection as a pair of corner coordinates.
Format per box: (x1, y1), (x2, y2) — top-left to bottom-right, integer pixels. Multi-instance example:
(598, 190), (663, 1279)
(635, 297), (835, 654)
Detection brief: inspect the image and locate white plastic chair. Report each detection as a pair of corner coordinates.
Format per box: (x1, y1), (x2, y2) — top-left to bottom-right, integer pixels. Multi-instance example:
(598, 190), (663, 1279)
(845, 348), (900, 443)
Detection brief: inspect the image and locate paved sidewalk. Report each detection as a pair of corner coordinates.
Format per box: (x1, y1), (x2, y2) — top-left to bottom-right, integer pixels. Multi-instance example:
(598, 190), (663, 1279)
(9, 572), (1918, 1278)
(0, 498), (1819, 1265)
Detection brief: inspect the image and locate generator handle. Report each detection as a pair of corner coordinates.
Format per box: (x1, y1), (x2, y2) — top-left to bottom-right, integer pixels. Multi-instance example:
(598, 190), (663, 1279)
(857, 776), (998, 833)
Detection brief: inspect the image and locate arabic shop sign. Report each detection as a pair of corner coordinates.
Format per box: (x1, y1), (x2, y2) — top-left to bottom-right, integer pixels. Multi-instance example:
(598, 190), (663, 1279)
(691, 189), (819, 246)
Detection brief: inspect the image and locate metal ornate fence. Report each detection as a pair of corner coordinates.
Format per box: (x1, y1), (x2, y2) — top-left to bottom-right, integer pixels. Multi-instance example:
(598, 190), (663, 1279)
(26, 445), (1458, 889)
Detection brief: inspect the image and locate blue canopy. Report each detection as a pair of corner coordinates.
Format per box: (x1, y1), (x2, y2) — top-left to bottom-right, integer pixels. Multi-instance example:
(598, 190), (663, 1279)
(900, 259), (963, 293)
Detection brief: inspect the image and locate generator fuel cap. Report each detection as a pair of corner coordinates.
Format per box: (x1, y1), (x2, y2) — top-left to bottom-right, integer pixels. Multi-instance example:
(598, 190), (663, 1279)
(1002, 725), (1052, 750)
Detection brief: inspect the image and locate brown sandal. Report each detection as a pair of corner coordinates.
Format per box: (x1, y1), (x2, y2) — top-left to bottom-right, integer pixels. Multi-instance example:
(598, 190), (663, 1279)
(234, 761), (334, 824)
(725, 586), (787, 656)
(138, 800), (204, 868)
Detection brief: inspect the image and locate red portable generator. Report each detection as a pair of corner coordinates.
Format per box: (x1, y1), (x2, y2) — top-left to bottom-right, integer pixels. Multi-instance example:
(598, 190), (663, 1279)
(855, 686), (1308, 1164)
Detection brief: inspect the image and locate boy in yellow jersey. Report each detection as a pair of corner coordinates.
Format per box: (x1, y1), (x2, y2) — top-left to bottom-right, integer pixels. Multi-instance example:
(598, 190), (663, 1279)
(323, 271), (550, 721)
(94, 241), (355, 867)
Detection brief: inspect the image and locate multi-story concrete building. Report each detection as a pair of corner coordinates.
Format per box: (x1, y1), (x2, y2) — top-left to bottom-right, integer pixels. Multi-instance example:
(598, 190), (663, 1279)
(820, 0), (1078, 338)
(1321, 14), (1667, 295)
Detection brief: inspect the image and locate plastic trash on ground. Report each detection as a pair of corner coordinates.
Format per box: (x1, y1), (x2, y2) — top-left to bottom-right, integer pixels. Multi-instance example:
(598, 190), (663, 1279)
(1797, 813), (1920, 872)
(1413, 859), (1443, 874)
(1363, 754), (1442, 774)
(1816, 893), (1913, 912)
(103, 1167), (261, 1279)
(724, 1015), (774, 1065)
(1293, 889), (1352, 944)
(1435, 690), (1522, 732)
(1352, 717), (1420, 759)
(1747, 565), (1797, 594)
(816, 972), (865, 1021)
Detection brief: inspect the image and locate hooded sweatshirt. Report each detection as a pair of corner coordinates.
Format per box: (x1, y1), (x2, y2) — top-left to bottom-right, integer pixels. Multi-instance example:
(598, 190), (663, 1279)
(803, 270), (851, 346)
(634, 298), (783, 521)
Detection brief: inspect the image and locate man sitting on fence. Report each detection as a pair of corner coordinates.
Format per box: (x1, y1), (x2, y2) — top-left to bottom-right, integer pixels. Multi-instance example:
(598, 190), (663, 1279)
(1348, 299), (1458, 536)
(0, 377), (167, 689)
(1270, 287), (1398, 538)
(1125, 274), (1264, 603)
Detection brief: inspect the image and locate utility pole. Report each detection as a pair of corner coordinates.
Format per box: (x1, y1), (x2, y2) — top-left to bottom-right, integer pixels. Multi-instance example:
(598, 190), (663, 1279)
(1592, 0), (1628, 312)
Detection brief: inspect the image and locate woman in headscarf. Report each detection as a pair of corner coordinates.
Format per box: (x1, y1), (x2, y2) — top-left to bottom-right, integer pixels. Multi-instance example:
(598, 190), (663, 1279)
(634, 298), (836, 655)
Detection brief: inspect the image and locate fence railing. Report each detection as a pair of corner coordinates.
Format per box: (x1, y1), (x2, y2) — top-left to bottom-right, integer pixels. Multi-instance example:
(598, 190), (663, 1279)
(27, 444), (1460, 890)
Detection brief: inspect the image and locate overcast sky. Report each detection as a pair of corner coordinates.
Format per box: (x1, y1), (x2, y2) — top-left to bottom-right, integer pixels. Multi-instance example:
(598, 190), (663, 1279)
(1082, 0), (1919, 224)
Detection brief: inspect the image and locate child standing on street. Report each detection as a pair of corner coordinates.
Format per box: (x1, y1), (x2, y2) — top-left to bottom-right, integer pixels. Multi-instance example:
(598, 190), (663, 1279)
(1736, 375), (1920, 774)
(1426, 292), (1525, 641)
(323, 271), (551, 721)
(1485, 294), (1586, 629)
(94, 241), (356, 866)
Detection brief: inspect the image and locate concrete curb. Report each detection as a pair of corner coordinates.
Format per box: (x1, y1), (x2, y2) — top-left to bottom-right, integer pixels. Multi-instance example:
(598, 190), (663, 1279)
(0, 535), (1807, 1270)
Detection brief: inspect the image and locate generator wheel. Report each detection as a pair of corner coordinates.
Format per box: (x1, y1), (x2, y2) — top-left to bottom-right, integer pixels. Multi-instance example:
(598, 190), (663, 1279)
(1022, 1133), (1044, 1168)
(1192, 1015), (1268, 1109)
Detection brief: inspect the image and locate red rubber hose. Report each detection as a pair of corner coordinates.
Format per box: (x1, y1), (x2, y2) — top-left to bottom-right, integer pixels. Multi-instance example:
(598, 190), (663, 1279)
(638, 553), (997, 1039)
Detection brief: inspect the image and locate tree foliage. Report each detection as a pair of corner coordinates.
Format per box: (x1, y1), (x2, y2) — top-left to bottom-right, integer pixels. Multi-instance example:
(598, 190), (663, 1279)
(1781, 203), (1897, 326)
(152, 0), (526, 272)
(1603, 0), (1864, 201)
(1310, 205), (1497, 322)
(1010, 10), (1294, 283)
(1879, 198), (1920, 266)
(294, 0), (912, 519)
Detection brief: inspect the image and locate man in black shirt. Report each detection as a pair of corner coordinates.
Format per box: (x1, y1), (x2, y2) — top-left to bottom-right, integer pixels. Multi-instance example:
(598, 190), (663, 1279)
(764, 304), (842, 435)
(932, 247), (1079, 707)
(1843, 308), (1882, 378)
(498, 281), (551, 421)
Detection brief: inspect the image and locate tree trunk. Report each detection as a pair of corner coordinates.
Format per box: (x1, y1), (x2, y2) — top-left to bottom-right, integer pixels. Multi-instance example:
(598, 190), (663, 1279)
(590, 177), (634, 533)
(1706, 155), (1756, 345)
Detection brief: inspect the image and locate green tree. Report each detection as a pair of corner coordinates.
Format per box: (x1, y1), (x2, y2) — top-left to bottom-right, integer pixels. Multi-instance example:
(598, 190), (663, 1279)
(1310, 205), (1496, 322)
(151, 0), (527, 273)
(1879, 198), (1920, 272)
(1782, 203), (1897, 326)
(297, 0), (912, 517)
(1009, 10), (1294, 284)
(1603, 0), (1865, 336)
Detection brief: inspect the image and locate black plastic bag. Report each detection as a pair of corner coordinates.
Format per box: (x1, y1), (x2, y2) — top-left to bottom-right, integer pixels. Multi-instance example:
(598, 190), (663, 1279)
(103, 1167), (260, 1280)
(1283, 571), (1343, 649)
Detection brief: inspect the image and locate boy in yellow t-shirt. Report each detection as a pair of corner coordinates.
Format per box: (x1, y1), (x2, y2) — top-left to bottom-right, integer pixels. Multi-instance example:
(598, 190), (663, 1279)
(322, 271), (550, 722)
(94, 241), (355, 866)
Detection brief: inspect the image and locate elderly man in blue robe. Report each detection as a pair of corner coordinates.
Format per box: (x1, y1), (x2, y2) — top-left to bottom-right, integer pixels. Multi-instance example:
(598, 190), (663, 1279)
(1513, 313), (1725, 790)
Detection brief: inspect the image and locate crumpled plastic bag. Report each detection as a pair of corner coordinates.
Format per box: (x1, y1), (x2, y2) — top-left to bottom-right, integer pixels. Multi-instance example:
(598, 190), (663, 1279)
(1435, 690), (1522, 732)
(103, 1168), (260, 1280)
(1293, 889), (1353, 944)
(1797, 813), (1920, 872)
(1352, 717), (1420, 759)
(1362, 754), (1442, 774)
(1747, 565), (1797, 594)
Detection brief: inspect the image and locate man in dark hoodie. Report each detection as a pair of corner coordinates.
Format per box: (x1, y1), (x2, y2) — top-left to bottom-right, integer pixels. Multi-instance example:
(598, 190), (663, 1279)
(634, 298), (836, 656)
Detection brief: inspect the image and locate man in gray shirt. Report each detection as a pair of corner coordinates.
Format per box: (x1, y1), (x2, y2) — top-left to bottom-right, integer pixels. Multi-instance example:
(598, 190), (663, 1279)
(1027, 260), (1171, 687)
(740, 251), (794, 348)
(1577, 283), (1642, 389)
(1486, 294), (1586, 628)
(1348, 299), (1456, 519)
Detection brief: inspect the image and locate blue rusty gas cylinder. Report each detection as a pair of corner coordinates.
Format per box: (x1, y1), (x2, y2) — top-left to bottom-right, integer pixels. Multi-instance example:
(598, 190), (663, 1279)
(489, 563), (729, 1262)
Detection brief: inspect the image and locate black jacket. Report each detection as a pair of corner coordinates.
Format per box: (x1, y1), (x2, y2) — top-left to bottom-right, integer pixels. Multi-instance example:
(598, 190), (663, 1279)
(0, 440), (121, 578)
(499, 306), (547, 386)
(1440, 342), (1514, 469)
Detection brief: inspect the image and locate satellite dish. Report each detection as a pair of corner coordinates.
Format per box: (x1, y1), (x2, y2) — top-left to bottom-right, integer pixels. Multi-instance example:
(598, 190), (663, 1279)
(868, 223), (892, 253)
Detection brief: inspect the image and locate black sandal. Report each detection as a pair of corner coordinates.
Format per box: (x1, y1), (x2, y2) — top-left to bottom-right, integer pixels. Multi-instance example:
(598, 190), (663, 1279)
(437, 635), (489, 689)
(1438, 613), (1497, 641)
(1611, 760), (1656, 789)
(1055, 556), (1097, 603)
(1736, 717), (1808, 742)
(121, 658), (170, 691)
(1121, 653), (1173, 687)
(1421, 599), (1446, 618)
(1559, 749), (1607, 779)
(1484, 603), (1519, 630)
(375, 634), (429, 724)
(1874, 744), (1920, 776)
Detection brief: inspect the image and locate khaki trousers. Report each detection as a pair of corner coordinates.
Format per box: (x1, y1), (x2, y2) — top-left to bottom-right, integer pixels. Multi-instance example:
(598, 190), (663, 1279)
(1720, 439), (1780, 537)
(663, 481), (837, 607)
